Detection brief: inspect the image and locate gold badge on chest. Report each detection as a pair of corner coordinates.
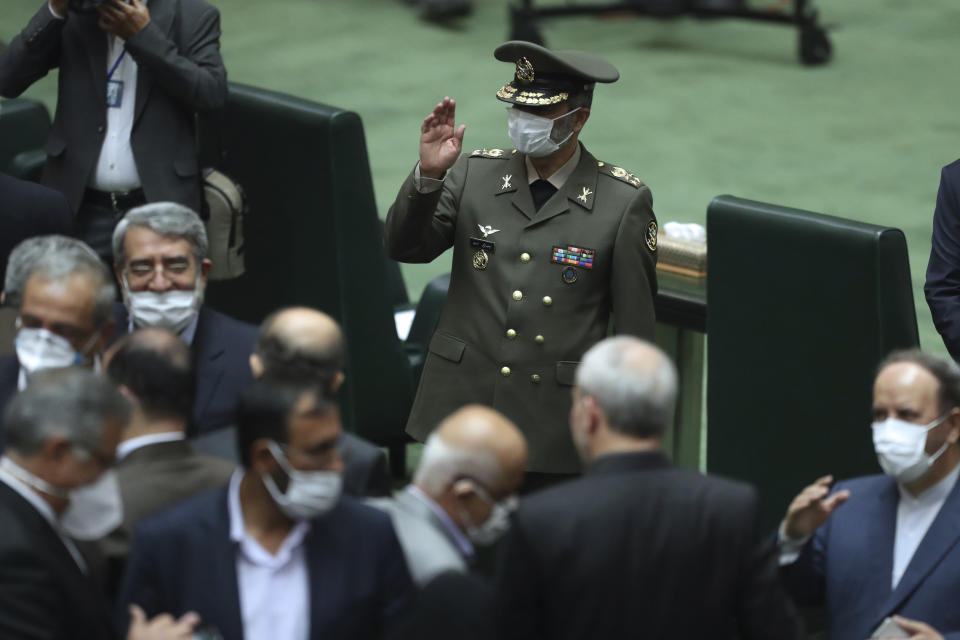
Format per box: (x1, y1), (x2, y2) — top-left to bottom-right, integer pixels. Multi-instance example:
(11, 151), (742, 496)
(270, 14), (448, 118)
(473, 250), (489, 270)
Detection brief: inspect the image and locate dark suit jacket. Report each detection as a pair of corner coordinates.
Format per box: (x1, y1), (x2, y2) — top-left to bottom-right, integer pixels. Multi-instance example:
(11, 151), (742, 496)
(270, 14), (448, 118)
(117, 485), (415, 639)
(112, 304), (257, 435)
(0, 354), (20, 453)
(385, 145), (658, 473)
(0, 0), (227, 212)
(0, 172), (72, 285)
(0, 482), (115, 640)
(926, 158), (960, 360)
(496, 451), (802, 640)
(101, 439), (234, 560)
(780, 473), (960, 640)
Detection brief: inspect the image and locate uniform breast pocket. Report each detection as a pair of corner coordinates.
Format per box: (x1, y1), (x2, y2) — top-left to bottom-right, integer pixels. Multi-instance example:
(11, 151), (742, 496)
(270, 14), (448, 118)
(428, 332), (466, 363)
(555, 361), (579, 386)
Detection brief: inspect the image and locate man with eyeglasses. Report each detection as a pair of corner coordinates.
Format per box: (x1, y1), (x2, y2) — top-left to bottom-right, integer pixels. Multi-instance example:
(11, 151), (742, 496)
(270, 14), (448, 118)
(779, 349), (960, 640)
(369, 404), (527, 586)
(118, 378), (415, 640)
(0, 235), (116, 449)
(0, 367), (205, 639)
(111, 201), (257, 438)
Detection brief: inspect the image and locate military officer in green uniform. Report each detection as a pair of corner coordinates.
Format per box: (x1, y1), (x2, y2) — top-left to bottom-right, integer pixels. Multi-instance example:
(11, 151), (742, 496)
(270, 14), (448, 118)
(385, 41), (658, 482)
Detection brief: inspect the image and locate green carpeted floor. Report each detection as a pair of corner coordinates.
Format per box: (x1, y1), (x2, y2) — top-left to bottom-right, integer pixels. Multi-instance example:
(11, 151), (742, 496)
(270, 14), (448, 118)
(5, 0), (960, 355)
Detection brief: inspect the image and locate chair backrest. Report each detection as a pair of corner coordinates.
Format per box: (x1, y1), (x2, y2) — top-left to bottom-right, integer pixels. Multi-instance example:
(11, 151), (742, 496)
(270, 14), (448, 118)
(706, 195), (919, 529)
(0, 98), (50, 179)
(199, 83), (413, 446)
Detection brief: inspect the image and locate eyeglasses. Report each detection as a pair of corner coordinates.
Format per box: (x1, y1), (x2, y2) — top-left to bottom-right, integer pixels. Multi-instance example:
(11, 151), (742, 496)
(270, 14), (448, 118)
(125, 256), (193, 281)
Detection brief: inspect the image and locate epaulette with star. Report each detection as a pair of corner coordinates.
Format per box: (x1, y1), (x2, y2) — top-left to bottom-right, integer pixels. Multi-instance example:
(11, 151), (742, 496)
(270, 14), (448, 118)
(597, 161), (644, 188)
(469, 148), (508, 159)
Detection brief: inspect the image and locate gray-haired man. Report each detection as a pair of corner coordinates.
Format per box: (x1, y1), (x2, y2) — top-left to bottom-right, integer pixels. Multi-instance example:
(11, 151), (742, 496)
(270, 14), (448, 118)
(496, 336), (802, 640)
(111, 202), (257, 437)
(0, 367), (201, 639)
(0, 236), (116, 449)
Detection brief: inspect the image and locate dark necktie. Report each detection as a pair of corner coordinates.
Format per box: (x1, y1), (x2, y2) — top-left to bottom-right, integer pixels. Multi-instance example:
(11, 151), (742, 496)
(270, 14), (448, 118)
(530, 179), (557, 212)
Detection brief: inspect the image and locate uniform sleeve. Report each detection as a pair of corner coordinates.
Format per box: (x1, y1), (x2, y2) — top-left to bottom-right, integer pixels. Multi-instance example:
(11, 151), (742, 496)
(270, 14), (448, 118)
(0, 545), (61, 639)
(0, 3), (65, 98)
(124, 0), (227, 112)
(384, 156), (468, 264)
(735, 487), (805, 640)
(925, 166), (960, 361)
(610, 184), (658, 339)
(495, 513), (546, 640)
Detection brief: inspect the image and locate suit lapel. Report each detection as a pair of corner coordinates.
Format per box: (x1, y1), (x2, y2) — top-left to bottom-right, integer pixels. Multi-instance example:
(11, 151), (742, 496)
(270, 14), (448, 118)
(875, 475), (960, 622)
(306, 514), (345, 636)
(202, 487), (244, 640)
(524, 145), (599, 229)
(191, 308), (227, 431)
(78, 14), (108, 107)
(134, 0), (177, 127)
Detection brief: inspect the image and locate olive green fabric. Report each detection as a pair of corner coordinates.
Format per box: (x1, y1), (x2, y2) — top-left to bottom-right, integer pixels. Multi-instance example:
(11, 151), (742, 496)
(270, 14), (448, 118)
(200, 83), (414, 448)
(0, 97), (49, 180)
(706, 195), (919, 530)
(385, 144), (658, 473)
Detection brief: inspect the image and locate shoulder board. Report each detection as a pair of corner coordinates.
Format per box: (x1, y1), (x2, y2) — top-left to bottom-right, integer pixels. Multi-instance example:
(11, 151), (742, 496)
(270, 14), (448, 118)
(598, 161), (643, 188)
(469, 148), (508, 159)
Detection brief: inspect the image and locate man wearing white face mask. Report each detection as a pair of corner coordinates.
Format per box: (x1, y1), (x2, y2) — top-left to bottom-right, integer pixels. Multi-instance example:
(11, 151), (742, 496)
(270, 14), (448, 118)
(0, 236), (116, 450)
(111, 202), (257, 437)
(779, 349), (960, 640)
(0, 367), (202, 638)
(369, 404), (527, 586)
(386, 41), (658, 489)
(117, 379), (415, 640)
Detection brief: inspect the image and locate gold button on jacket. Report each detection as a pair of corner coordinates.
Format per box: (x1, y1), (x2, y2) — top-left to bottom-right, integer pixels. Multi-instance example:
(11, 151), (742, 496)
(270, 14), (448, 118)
(385, 144), (658, 473)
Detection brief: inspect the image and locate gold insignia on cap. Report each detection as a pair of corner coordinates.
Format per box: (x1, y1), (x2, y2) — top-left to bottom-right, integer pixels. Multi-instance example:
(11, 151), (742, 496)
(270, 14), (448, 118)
(646, 220), (658, 252)
(516, 56), (535, 84)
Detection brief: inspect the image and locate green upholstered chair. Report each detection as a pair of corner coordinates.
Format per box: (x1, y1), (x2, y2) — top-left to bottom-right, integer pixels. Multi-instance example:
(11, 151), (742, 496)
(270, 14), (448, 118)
(706, 195), (919, 530)
(199, 83), (416, 469)
(0, 97), (50, 181)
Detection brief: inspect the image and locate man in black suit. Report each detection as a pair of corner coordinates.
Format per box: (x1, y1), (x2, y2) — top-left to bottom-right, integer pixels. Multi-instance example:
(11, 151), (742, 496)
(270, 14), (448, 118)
(496, 336), (803, 640)
(0, 235), (116, 448)
(111, 202), (257, 436)
(250, 307), (393, 496)
(0, 367), (199, 639)
(0, 0), (227, 262)
(0, 172), (72, 288)
(117, 378), (415, 639)
(926, 159), (960, 361)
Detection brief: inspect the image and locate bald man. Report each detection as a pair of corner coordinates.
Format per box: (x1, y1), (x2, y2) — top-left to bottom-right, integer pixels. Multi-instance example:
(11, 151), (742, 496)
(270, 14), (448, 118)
(250, 307), (392, 497)
(370, 404), (527, 586)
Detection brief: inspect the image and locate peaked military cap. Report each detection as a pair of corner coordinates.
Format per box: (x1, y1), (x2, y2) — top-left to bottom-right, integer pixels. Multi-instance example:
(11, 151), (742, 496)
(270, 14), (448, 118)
(494, 40), (619, 107)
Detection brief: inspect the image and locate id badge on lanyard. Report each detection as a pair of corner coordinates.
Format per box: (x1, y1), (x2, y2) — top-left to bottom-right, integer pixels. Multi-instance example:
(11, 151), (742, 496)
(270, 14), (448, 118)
(106, 48), (127, 108)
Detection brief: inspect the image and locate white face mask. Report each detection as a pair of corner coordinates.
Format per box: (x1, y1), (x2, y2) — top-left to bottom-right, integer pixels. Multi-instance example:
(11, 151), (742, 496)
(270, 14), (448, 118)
(262, 441), (342, 521)
(122, 274), (202, 334)
(15, 327), (94, 376)
(507, 106), (581, 158)
(872, 415), (951, 484)
(0, 457), (123, 540)
(460, 481), (518, 546)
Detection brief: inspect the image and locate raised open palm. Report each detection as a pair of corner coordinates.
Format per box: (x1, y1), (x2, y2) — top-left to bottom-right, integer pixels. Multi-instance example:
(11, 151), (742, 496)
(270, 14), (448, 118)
(419, 96), (466, 178)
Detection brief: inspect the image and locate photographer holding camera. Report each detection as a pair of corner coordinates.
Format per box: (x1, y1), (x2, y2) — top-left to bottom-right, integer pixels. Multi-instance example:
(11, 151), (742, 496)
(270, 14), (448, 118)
(0, 0), (227, 264)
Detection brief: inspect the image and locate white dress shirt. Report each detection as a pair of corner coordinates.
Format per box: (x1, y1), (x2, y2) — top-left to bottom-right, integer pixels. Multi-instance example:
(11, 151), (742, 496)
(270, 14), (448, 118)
(0, 457), (87, 572)
(891, 463), (960, 587)
(227, 471), (311, 640)
(778, 464), (960, 590)
(115, 432), (186, 461)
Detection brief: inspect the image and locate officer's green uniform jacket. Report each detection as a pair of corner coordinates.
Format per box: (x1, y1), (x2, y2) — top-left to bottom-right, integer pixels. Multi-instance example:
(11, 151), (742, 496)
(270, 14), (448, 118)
(385, 143), (658, 473)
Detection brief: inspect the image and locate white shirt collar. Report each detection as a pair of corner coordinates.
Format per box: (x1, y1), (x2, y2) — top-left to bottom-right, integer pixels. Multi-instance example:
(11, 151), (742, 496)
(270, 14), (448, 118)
(897, 460), (960, 506)
(227, 471), (311, 566)
(116, 432), (186, 461)
(525, 143), (582, 190)
(0, 456), (57, 526)
(127, 311), (200, 347)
